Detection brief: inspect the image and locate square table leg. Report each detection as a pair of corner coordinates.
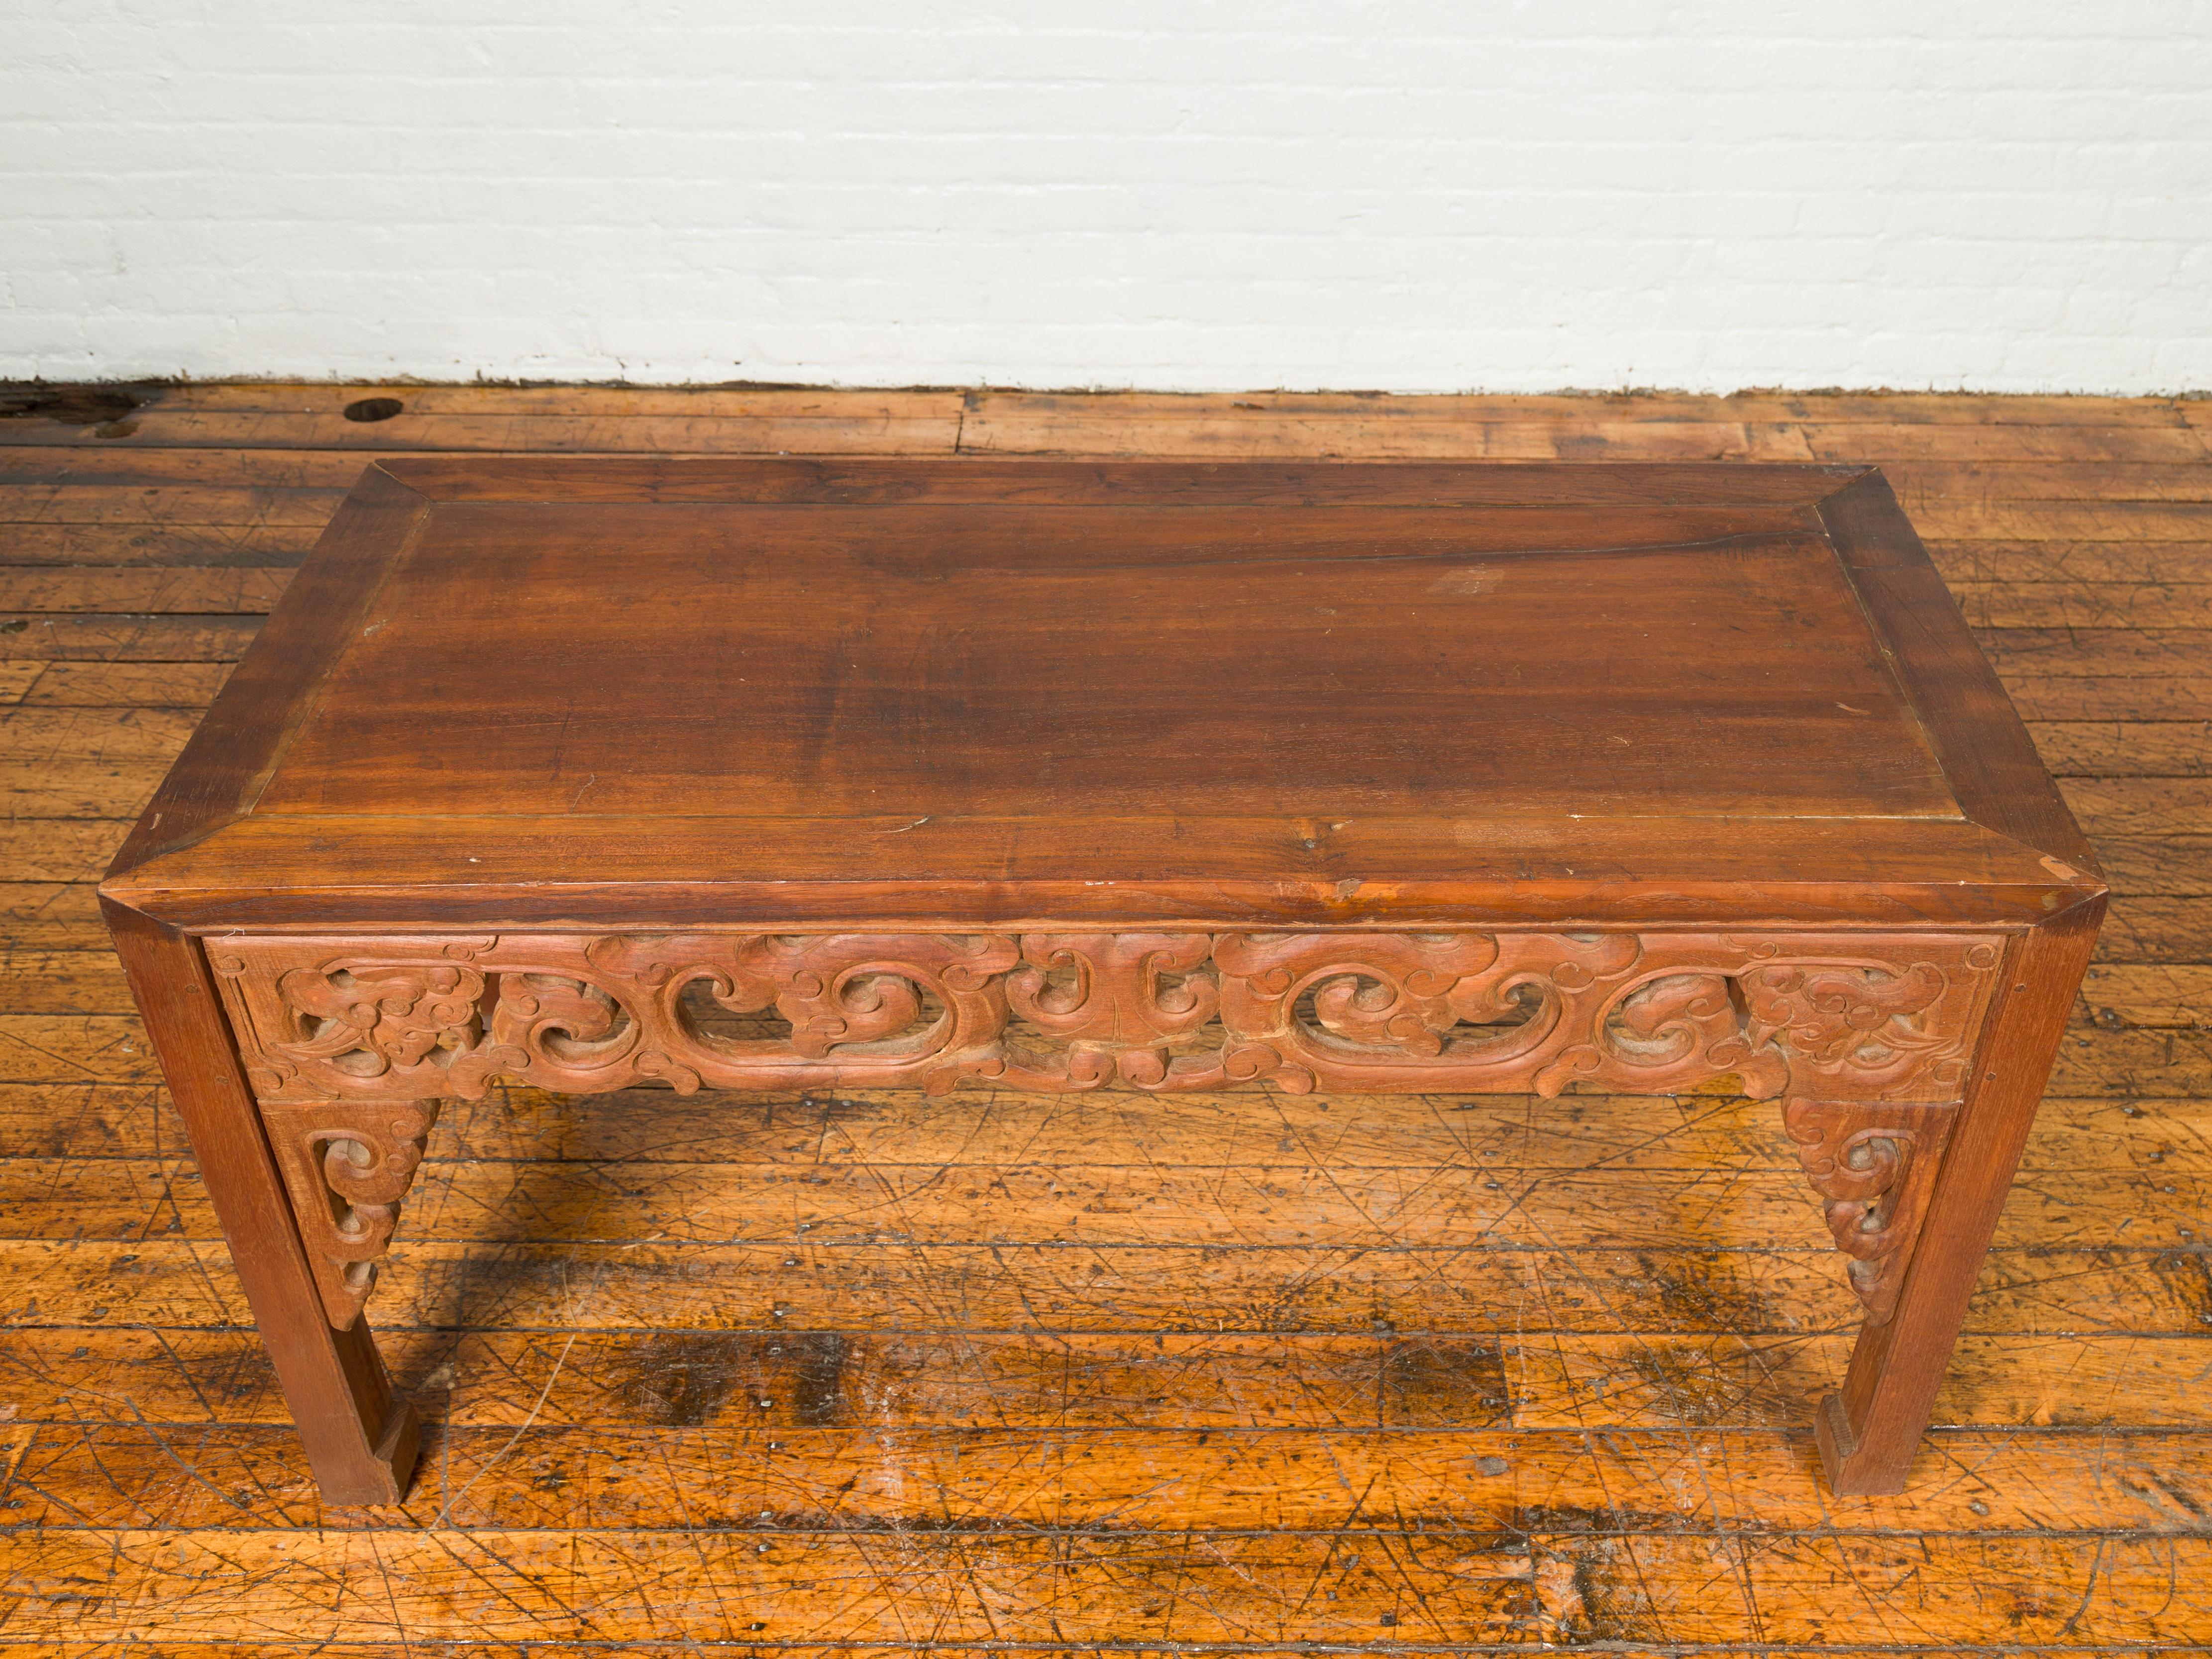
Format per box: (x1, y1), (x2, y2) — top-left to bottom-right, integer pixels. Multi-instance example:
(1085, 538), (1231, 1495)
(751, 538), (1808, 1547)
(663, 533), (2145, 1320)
(105, 900), (421, 1504)
(1815, 900), (2104, 1493)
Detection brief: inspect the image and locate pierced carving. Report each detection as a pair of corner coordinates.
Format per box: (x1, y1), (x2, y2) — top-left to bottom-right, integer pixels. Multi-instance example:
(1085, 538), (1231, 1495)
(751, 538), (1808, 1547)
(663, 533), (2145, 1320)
(259, 1098), (440, 1328)
(209, 928), (2003, 1323)
(1212, 931), (1643, 1093)
(1784, 1098), (1960, 1323)
(1000, 932), (1222, 1090)
(211, 929), (2000, 1107)
(244, 947), (491, 1101)
(210, 933), (1021, 1103)
(1745, 958), (1979, 1097)
(1533, 968), (1790, 1100)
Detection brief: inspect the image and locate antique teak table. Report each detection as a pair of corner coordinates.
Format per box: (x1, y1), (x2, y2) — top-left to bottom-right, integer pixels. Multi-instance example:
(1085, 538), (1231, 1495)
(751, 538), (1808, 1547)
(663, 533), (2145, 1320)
(104, 458), (2104, 1505)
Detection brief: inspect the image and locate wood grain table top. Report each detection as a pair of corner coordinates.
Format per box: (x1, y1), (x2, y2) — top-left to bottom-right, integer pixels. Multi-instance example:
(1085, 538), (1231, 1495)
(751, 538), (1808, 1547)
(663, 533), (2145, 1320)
(101, 457), (2103, 931)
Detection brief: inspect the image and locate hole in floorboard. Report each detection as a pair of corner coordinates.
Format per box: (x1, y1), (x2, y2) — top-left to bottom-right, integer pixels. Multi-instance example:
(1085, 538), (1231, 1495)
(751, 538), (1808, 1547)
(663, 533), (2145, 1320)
(0, 385), (146, 425)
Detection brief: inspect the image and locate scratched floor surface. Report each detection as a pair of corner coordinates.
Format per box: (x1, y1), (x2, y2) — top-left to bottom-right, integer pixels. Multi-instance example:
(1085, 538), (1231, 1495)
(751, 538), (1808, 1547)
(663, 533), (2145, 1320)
(1, 384), (2209, 1654)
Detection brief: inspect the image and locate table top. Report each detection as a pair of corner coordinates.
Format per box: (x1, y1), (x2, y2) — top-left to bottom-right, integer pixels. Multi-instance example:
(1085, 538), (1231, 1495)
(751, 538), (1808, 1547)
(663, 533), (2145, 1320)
(104, 458), (2102, 931)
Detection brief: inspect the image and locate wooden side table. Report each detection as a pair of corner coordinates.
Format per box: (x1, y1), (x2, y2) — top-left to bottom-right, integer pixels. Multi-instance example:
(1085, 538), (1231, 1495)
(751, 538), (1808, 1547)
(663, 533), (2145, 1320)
(102, 459), (2103, 1505)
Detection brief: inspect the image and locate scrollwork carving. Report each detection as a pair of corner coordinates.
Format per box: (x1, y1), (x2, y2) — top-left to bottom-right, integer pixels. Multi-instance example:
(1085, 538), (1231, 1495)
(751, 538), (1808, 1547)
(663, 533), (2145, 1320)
(213, 939), (493, 1101)
(259, 1098), (440, 1328)
(212, 933), (1022, 1103)
(210, 928), (2002, 1323)
(1746, 959), (1974, 1097)
(1000, 932), (1223, 1090)
(1212, 931), (1641, 1093)
(1783, 1098), (1959, 1323)
(211, 928), (2001, 1107)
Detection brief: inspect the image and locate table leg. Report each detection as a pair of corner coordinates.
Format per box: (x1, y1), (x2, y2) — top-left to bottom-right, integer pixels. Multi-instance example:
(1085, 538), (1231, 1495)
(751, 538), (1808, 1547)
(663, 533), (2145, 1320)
(105, 900), (421, 1504)
(1814, 900), (2103, 1494)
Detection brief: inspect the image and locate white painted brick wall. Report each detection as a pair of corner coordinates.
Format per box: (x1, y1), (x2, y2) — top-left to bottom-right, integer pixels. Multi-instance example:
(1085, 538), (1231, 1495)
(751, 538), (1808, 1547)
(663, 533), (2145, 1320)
(3, 0), (2209, 391)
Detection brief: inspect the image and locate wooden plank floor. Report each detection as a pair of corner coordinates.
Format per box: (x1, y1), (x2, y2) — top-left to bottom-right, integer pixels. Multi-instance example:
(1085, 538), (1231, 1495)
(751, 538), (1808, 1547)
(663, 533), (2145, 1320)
(1, 381), (2209, 1654)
